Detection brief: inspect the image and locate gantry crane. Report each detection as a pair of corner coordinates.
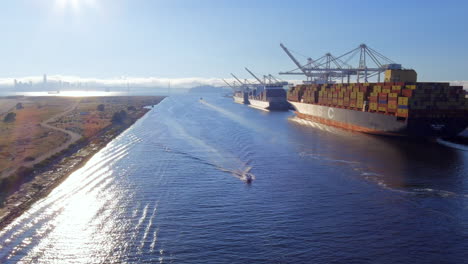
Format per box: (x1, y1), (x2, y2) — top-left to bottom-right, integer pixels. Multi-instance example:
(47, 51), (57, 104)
(279, 43), (403, 83)
(245, 67), (289, 86)
(222, 78), (237, 90)
(244, 67), (265, 85)
(230, 73), (256, 93)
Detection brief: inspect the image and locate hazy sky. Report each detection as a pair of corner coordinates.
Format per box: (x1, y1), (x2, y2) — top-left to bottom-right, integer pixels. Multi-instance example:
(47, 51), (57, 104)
(1, 0), (467, 83)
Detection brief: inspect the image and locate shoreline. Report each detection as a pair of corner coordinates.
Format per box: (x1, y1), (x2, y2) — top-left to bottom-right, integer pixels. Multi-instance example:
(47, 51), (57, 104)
(0, 101), (160, 230)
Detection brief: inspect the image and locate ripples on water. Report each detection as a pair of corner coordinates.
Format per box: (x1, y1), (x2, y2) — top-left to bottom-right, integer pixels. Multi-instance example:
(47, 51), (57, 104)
(0, 95), (467, 263)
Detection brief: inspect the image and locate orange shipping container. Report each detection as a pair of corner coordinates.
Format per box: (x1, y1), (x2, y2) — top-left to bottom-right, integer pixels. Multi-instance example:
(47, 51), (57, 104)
(382, 88), (391, 93)
(402, 89), (413, 97)
(388, 103), (397, 109)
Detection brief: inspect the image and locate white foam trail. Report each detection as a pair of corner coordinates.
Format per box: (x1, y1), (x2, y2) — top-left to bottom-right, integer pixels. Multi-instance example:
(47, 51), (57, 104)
(436, 138), (468, 151)
(135, 204), (149, 231)
(121, 203), (149, 254)
(138, 204), (158, 253)
(150, 228), (159, 252)
(163, 117), (255, 182)
(289, 116), (353, 136)
(412, 188), (457, 198)
(299, 152), (360, 165)
(132, 202), (141, 218)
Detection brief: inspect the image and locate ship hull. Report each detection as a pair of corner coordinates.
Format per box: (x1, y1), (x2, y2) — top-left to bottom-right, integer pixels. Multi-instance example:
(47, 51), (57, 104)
(248, 99), (290, 111)
(233, 95), (246, 104)
(291, 102), (468, 137)
(248, 99), (269, 110)
(233, 92), (250, 104)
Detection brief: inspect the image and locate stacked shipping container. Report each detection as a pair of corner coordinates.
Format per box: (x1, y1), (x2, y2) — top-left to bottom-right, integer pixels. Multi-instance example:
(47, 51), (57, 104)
(287, 82), (467, 119)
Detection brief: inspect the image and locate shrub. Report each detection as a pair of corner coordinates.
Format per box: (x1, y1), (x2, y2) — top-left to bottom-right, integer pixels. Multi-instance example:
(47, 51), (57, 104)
(24, 156), (35, 162)
(111, 110), (127, 124)
(3, 112), (16, 123)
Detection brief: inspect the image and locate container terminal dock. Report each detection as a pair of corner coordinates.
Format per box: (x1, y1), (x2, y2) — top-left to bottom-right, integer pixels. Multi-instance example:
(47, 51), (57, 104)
(224, 43), (468, 138)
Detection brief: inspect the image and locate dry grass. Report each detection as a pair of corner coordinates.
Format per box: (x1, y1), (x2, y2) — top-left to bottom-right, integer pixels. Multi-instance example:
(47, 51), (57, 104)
(0, 97), (75, 176)
(51, 96), (161, 138)
(0, 96), (163, 177)
(0, 99), (20, 116)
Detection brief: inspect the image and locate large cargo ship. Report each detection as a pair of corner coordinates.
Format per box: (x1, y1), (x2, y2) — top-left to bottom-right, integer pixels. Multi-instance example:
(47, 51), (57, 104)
(247, 85), (290, 111)
(288, 70), (468, 137)
(233, 91), (249, 104)
(229, 69), (290, 111)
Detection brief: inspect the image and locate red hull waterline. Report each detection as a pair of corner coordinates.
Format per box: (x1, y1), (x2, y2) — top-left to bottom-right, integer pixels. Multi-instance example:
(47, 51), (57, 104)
(295, 111), (404, 137)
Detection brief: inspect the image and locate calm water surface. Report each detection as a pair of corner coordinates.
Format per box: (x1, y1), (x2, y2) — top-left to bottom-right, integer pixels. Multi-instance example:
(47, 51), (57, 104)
(0, 95), (467, 263)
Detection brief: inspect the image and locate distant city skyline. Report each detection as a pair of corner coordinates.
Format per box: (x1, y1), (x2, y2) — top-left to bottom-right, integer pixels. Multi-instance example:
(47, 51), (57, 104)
(2, 74), (237, 89)
(1, 0), (467, 84)
(4, 74), (468, 91)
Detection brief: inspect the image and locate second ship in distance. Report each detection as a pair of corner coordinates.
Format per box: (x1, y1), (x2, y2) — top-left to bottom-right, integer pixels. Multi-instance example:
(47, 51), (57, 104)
(223, 69), (290, 111)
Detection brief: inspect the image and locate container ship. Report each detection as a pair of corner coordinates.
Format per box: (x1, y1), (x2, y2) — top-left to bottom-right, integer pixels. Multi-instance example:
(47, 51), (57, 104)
(288, 69), (468, 137)
(232, 86), (289, 111)
(229, 69), (290, 111)
(233, 91), (249, 104)
(247, 84), (289, 111)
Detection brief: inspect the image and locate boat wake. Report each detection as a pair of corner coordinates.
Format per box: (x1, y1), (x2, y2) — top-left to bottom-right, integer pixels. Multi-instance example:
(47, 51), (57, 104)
(299, 152), (360, 165)
(154, 141), (255, 184)
(299, 150), (465, 198)
(230, 166), (255, 184)
(435, 138), (468, 151)
(362, 170), (465, 198)
(156, 110), (256, 184)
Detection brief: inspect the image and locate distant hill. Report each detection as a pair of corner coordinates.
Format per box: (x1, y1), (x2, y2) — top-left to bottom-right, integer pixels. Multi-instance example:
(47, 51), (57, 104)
(189, 85), (223, 94)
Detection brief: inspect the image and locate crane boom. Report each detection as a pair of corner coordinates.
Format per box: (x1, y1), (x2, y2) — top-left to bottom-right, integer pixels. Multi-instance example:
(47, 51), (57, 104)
(279, 43), (402, 83)
(280, 43), (310, 76)
(222, 79), (234, 88)
(245, 67), (264, 85)
(268, 74), (282, 84)
(230, 73), (245, 85)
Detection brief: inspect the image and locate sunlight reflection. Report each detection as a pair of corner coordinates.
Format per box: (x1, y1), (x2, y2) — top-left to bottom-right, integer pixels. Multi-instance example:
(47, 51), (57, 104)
(0, 139), (135, 263)
(17, 165), (124, 263)
(55, 0), (98, 12)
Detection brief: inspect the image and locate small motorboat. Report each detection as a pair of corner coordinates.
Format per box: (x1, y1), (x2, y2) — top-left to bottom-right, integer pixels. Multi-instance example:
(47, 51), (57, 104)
(244, 173), (253, 184)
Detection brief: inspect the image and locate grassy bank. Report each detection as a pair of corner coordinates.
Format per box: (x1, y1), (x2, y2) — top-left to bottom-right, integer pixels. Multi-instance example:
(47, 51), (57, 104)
(0, 96), (165, 229)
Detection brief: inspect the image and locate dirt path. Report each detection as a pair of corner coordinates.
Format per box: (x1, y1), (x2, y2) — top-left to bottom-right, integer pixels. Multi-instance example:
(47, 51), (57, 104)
(3, 102), (82, 178)
(23, 102), (82, 167)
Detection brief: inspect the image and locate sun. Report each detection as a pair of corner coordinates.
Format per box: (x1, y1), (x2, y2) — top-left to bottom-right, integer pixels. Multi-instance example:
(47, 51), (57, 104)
(55, 0), (97, 11)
